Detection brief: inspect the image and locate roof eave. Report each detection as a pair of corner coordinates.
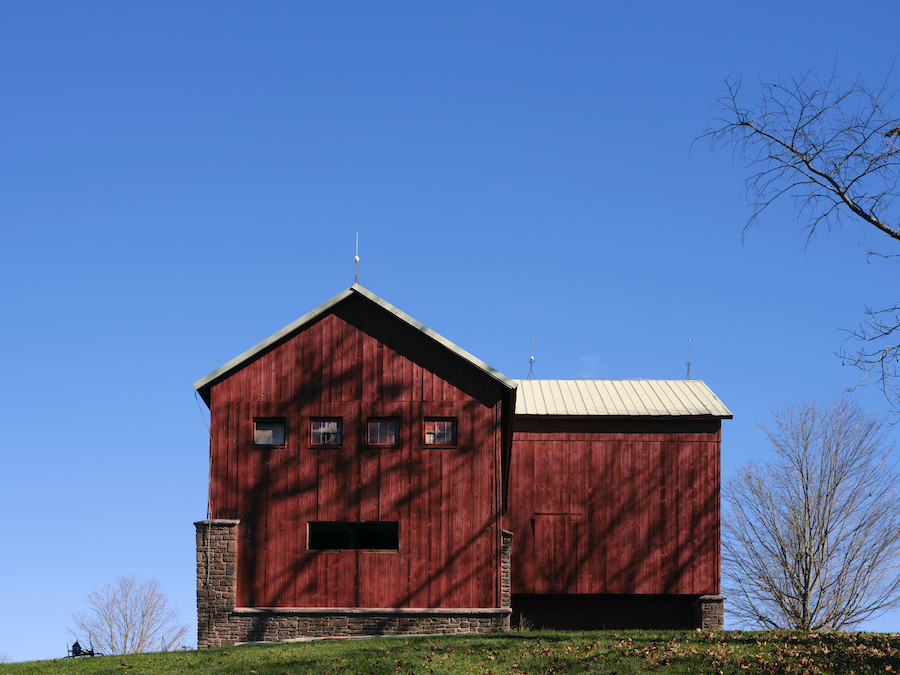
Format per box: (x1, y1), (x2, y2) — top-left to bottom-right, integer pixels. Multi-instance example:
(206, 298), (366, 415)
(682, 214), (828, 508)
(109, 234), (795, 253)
(349, 284), (516, 391)
(193, 286), (356, 405)
(514, 413), (734, 420)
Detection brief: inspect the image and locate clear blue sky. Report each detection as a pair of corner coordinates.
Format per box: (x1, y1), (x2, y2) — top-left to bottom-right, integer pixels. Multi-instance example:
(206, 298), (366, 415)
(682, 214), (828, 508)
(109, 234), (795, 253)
(2, 1), (898, 661)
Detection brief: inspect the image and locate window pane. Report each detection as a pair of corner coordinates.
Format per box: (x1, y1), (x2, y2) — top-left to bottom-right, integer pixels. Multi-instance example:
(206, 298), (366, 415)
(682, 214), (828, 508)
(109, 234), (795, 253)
(311, 419), (342, 445)
(254, 419), (285, 445)
(308, 521), (399, 551)
(367, 419), (399, 446)
(425, 418), (457, 445)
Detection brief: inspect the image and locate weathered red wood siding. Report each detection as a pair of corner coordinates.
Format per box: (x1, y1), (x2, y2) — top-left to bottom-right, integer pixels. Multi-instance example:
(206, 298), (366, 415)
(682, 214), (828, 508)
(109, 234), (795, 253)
(504, 417), (721, 596)
(206, 295), (507, 610)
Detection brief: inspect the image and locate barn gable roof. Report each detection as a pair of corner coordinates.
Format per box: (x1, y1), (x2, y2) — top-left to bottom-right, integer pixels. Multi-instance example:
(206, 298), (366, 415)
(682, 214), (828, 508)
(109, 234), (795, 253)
(194, 283), (517, 405)
(514, 379), (732, 418)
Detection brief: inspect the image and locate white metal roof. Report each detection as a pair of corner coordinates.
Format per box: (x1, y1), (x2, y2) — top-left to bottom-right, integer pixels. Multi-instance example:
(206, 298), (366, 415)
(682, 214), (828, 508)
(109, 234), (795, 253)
(514, 379), (732, 418)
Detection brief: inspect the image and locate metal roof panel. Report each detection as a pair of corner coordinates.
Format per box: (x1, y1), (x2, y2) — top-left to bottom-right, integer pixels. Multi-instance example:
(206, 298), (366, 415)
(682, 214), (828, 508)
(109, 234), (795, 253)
(514, 380), (732, 418)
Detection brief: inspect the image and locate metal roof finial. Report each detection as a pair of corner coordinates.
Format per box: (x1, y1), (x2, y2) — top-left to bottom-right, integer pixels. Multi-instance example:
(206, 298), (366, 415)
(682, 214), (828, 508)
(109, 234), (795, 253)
(527, 337), (535, 380)
(354, 231), (360, 284)
(686, 337), (692, 380)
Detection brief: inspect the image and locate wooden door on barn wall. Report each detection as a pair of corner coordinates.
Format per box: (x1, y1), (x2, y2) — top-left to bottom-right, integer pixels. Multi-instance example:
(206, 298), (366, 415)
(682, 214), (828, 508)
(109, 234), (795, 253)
(533, 514), (587, 593)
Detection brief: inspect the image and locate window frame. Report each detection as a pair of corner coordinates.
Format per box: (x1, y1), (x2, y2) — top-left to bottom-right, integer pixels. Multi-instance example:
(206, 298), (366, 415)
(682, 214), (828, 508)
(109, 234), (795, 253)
(424, 417), (458, 447)
(252, 417), (286, 447)
(310, 418), (343, 448)
(366, 417), (400, 448)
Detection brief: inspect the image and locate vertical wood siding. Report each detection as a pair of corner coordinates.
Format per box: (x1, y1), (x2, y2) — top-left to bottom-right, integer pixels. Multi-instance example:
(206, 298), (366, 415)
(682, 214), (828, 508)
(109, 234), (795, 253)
(505, 417), (721, 596)
(207, 296), (506, 610)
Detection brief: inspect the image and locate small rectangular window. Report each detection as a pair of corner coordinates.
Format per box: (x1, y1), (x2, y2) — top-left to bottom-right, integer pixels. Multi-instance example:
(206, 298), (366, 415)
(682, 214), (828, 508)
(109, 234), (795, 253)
(311, 419), (342, 446)
(308, 521), (399, 551)
(253, 418), (285, 446)
(367, 418), (399, 447)
(425, 418), (457, 446)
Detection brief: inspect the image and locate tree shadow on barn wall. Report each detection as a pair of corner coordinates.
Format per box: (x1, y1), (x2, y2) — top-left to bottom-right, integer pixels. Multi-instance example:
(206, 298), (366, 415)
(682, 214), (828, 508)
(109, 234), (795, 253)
(210, 303), (511, 612)
(507, 417), (721, 630)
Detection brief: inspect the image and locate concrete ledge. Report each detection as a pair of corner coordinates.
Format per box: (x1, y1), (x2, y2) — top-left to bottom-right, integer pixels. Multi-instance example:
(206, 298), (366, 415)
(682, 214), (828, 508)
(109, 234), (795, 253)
(233, 607), (511, 616)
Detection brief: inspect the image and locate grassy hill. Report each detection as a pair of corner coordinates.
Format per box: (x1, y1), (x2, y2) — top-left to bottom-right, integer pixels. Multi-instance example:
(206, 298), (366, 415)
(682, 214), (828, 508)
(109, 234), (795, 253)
(5, 630), (899, 675)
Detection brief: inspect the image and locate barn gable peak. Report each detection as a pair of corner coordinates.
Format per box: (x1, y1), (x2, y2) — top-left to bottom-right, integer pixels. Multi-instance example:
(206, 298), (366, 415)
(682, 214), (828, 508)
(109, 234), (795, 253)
(193, 283), (516, 406)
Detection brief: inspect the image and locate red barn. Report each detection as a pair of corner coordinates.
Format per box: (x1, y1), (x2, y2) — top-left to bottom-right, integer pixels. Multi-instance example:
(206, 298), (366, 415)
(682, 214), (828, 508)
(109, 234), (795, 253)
(193, 285), (731, 647)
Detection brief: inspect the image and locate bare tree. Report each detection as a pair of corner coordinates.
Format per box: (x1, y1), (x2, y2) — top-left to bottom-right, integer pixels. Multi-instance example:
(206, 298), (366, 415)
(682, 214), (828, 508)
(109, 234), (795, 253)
(723, 397), (900, 629)
(704, 71), (900, 411)
(70, 575), (188, 655)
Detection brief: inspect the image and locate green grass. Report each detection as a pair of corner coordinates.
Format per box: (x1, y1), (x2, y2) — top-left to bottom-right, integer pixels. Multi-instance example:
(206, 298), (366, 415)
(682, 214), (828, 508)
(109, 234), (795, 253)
(4, 630), (899, 675)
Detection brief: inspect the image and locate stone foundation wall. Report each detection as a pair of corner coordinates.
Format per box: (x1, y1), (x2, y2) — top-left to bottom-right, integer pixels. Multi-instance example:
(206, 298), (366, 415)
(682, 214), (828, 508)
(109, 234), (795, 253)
(216, 608), (509, 646)
(195, 520), (512, 649)
(500, 530), (513, 613)
(196, 519), (240, 648)
(692, 595), (725, 630)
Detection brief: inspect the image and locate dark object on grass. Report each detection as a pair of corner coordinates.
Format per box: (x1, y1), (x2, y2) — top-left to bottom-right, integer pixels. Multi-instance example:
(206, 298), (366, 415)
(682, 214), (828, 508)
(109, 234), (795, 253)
(67, 640), (100, 658)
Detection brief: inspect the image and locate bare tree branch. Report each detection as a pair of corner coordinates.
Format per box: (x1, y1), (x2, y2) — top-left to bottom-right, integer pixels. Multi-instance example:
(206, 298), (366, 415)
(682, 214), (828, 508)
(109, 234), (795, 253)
(705, 71), (900, 244)
(704, 69), (900, 412)
(69, 575), (188, 655)
(723, 398), (900, 629)
(838, 303), (900, 412)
